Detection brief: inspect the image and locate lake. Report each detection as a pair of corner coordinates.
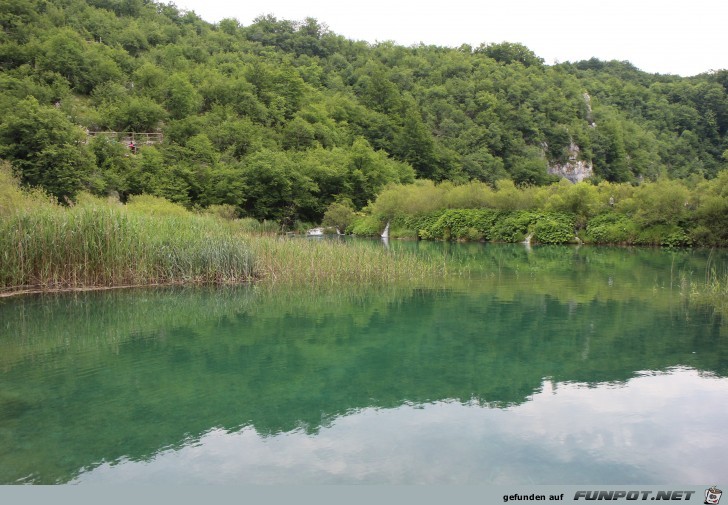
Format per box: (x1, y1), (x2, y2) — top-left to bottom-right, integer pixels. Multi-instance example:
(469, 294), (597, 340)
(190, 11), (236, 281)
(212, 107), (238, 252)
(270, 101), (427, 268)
(1, 242), (726, 484)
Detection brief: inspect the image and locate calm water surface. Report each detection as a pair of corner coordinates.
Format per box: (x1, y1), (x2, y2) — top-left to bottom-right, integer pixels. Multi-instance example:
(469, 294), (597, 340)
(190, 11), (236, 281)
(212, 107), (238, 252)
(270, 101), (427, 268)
(0, 243), (726, 484)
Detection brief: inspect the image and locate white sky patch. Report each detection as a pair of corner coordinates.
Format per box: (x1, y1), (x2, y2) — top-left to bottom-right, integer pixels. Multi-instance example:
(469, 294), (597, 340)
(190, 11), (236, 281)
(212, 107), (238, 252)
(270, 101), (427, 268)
(169, 0), (728, 76)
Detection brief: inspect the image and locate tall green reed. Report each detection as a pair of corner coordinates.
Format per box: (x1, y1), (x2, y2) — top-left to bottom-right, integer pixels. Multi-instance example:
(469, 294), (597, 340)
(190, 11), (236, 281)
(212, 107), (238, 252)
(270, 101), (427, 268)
(249, 236), (448, 286)
(1, 202), (255, 292)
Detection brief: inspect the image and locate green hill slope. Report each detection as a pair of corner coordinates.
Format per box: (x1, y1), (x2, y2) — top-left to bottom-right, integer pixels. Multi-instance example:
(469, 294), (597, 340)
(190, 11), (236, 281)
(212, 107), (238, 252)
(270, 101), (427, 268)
(1, 0), (727, 224)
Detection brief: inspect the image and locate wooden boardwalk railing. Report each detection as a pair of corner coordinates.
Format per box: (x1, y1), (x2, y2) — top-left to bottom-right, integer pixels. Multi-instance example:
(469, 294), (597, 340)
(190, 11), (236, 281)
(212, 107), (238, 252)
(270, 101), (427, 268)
(86, 131), (164, 145)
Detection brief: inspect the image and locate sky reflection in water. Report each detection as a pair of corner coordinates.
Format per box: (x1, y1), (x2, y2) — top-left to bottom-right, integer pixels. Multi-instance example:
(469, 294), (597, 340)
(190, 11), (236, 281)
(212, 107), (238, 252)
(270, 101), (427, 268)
(74, 368), (728, 484)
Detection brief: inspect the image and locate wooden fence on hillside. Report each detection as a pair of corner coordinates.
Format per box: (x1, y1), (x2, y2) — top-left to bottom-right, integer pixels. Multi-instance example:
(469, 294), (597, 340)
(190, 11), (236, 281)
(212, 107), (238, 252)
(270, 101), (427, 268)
(85, 131), (164, 146)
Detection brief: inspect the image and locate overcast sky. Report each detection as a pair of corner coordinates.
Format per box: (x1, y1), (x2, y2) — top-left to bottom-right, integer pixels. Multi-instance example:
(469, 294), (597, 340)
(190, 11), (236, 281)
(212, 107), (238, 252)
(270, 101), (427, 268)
(170, 0), (727, 77)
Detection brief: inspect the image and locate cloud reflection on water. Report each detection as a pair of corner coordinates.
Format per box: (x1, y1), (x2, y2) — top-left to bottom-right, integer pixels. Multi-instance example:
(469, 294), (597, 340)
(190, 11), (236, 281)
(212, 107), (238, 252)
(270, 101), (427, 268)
(75, 368), (728, 484)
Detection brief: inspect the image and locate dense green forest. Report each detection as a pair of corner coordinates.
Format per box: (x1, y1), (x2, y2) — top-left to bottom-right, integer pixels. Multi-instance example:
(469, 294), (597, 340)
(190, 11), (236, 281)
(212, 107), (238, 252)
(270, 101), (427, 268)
(1, 0), (728, 227)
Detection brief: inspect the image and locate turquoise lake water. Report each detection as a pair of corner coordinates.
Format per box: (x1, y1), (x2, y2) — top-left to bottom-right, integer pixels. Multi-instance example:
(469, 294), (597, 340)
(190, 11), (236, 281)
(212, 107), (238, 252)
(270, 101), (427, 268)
(1, 243), (726, 484)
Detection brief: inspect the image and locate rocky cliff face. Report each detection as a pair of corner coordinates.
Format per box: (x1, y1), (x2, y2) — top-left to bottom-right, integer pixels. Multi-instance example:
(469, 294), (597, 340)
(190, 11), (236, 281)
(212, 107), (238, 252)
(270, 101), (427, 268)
(547, 92), (595, 183)
(583, 92), (596, 127)
(547, 141), (594, 183)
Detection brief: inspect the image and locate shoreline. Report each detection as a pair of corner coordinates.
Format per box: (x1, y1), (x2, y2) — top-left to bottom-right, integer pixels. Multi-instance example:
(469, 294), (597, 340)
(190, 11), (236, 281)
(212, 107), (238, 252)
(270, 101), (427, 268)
(0, 280), (255, 299)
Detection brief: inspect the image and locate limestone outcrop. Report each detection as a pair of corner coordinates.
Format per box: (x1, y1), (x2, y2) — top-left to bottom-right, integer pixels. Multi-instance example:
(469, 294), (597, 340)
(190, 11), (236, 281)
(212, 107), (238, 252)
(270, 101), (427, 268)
(548, 141), (594, 183)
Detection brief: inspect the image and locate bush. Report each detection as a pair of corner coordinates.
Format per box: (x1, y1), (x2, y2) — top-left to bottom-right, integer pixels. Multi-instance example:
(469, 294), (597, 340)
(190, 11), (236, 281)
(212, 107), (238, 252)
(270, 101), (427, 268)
(491, 211), (537, 242)
(421, 209), (500, 241)
(322, 200), (356, 232)
(636, 225), (692, 247)
(688, 225), (713, 246)
(530, 213), (575, 244)
(585, 213), (638, 244)
(350, 214), (384, 235)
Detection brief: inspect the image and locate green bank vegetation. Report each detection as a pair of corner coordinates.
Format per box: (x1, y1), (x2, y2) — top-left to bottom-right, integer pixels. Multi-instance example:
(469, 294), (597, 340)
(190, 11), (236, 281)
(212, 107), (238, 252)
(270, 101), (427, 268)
(350, 174), (728, 247)
(1, 164), (255, 290)
(1, 0), (728, 296)
(2, 161), (727, 316)
(0, 164), (443, 294)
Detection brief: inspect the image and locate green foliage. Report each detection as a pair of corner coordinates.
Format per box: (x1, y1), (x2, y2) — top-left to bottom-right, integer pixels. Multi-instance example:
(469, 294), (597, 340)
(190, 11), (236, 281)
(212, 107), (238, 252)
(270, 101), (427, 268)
(0, 97), (93, 201)
(87, 135), (131, 195)
(234, 218), (279, 234)
(585, 213), (638, 244)
(419, 209), (500, 241)
(411, 210), (573, 244)
(239, 149), (317, 225)
(345, 138), (415, 208)
(366, 180), (448, 220)
(0, 190), (256, 290)
(490, 211), (537, 243)
(693, 171), (728, 245)
(358, 177), (723, 246)
(163, 73), (202, 119)
(36, 28), (123, 94)
(478, 42), (544, 67)
(0, 161), (55, 216)
(636, 225), (692, 247)
(322, 200), (356, 232)
(106, 96), (167, 131)
(631, 179), (691, 227)
(350, 213), (385, 236)
(530, 213), (575, 244)
(203, 204), (238, 220)
(125, 194), (190, 217)
(1, 0), (727, 232)
(543, 181), (601, 227)
(282, 116), (316, 150)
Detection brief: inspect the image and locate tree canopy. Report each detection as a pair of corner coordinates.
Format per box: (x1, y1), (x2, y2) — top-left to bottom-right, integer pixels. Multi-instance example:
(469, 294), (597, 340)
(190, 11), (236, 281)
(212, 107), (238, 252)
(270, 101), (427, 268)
(0, 0), (726, 221)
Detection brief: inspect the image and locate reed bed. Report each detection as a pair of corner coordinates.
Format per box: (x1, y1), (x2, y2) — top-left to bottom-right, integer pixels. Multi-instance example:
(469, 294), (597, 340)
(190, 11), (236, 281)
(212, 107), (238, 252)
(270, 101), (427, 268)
(1, 163), (449, 294)
(249, 236), (447, 286)
(0, 204), (255, 293)
(686, 269), (728, 320)
(1, 206), (447, 295)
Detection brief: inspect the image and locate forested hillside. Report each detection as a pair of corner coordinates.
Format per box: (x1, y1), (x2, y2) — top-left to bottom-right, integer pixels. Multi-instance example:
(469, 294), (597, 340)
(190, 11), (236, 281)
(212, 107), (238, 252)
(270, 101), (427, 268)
(1, 0), (727, 226)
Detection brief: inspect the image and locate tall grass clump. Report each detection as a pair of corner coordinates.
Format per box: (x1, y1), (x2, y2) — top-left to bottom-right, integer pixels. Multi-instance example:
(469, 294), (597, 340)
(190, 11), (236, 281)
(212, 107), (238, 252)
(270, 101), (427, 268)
(1, 165), (450, 293)
(0, 162), (55, 216)
(686, 254), (728, 321)
(249, 236), (447, 286)
(1, 192), (255, 293)
(236, 218), (280, 235)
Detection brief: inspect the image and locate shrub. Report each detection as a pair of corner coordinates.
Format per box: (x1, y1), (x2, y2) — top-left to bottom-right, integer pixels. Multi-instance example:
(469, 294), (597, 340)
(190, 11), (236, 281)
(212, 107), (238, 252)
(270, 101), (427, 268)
(491, 211), (537, 242)
(636, 225), (692, 247)
(585, 213), (638, 244)
(530, 213), (575, 244)
(350, 214), (384, 236)
(422, 209), (500, 241)
(322, 200), (356, 232)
